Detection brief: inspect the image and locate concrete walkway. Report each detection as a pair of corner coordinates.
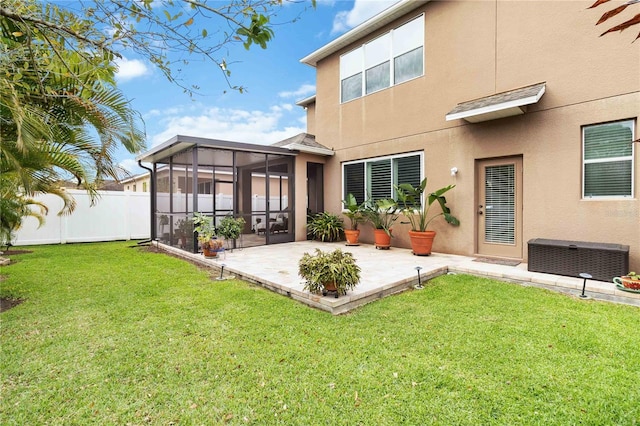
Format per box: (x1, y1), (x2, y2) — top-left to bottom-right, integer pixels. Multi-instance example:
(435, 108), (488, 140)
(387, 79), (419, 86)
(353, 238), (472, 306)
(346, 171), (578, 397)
(156, 241), (640, 314)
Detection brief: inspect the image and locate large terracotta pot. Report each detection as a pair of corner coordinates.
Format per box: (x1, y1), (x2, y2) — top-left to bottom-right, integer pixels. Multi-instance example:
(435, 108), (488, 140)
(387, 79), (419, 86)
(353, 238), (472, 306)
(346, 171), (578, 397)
(344, 229), (360, 246)
(322, 282), (340, 298)
(202, 246), (218, 258)
(374, 229), (392, 250)
(409, 230), (436, 256)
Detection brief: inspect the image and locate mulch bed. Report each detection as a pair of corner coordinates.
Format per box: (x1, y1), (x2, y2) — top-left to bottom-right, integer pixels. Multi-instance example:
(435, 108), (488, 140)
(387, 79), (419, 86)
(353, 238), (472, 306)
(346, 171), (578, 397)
(0, 298), (24, 313)
(1, 249), (33, 255)
(0, 250), (32, 312)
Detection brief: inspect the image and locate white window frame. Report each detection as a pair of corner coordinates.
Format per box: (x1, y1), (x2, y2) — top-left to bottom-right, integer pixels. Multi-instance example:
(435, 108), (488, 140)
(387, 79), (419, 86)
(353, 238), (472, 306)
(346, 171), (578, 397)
(342, 151), (424, 206)
(339, 14), (424, 103)
(582, 119), (635, 199)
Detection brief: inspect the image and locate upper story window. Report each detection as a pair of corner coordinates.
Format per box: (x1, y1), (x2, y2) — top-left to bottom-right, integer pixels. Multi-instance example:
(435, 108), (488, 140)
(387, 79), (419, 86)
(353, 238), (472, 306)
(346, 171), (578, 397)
(340, 15), (424, 103)
(343, 152), (423, 204)
(582, 119), (635, 198)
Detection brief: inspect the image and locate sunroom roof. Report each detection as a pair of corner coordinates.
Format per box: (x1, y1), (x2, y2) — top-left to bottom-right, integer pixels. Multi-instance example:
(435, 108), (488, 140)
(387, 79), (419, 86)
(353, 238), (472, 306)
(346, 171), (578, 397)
(136, 135), (298, 164)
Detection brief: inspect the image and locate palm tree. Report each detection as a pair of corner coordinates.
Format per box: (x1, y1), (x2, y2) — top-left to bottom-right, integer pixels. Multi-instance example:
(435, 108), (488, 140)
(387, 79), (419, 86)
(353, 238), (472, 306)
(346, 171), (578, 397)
(1, 20), (145, 215)
(0, 179), (47, 249)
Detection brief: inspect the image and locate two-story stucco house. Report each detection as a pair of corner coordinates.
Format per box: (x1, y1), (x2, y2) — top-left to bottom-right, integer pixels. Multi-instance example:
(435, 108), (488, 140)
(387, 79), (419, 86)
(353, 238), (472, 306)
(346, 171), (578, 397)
(299, 0), (639, 270)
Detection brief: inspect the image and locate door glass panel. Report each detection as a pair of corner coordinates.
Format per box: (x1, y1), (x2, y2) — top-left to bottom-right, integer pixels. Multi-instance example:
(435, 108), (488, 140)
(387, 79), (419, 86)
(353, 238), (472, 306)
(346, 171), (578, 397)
(485, 164), (515, 244)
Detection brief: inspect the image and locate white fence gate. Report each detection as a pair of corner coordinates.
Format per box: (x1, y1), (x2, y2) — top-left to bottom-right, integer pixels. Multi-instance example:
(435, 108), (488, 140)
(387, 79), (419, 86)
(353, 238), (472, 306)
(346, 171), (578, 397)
(11, 190), (150, 246)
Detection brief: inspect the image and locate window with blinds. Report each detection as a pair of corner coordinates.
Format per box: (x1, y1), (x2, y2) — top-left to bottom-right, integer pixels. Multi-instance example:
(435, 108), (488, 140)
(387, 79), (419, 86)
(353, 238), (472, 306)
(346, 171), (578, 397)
(344, 163), (365, 204)
(368, 160), (391, 201)
(343, 152), (422, 205)
(484, 164), (515, 245)
(583, 120), (634, 198)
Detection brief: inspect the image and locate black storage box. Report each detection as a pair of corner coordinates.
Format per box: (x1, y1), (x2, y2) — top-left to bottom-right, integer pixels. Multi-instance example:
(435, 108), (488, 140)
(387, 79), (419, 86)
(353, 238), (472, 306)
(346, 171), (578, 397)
(528, 239), (629, 282)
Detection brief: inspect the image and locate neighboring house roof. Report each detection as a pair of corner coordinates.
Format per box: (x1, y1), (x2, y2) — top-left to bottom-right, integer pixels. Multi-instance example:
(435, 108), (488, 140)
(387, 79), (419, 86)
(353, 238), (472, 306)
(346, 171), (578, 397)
(300, 0), (427, 67)
(120, 171), (150, 184)
(271, 133), (334, 156)
(446, 82), (547, 123)
(56, 179), (124, 191)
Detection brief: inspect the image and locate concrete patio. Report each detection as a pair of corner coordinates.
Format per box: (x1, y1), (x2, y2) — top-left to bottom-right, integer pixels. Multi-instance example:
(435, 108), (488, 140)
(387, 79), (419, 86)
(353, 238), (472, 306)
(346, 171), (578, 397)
(156, 240), (640, 314)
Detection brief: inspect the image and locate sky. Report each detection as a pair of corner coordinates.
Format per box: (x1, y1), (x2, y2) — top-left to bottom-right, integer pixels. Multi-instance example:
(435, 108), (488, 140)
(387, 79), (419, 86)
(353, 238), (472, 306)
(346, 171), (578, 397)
(113, 0), (401, 175)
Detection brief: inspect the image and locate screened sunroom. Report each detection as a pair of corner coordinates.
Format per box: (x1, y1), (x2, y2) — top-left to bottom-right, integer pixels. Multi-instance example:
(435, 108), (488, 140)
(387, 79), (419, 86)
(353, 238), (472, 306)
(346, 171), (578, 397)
(137, 135), (299, 253)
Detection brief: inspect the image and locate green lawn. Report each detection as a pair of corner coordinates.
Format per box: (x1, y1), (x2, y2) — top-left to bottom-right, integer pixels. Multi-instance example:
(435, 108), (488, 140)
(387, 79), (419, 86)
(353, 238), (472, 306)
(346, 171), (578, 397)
(1, 241), (638, 425)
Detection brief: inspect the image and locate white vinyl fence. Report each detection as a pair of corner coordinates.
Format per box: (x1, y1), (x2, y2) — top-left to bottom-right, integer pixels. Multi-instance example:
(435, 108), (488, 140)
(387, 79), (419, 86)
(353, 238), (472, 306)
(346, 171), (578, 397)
(12, 190), (150, 246)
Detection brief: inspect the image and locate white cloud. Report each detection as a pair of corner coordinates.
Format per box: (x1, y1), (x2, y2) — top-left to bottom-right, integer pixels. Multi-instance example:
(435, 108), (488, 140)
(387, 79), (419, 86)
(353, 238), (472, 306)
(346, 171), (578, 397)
(115, 57), (151, 82)
(148, 104), (306, 147)
(332, 0), (400, 34)
(119, 158), (146, 175)
(278, 84), (316, 99)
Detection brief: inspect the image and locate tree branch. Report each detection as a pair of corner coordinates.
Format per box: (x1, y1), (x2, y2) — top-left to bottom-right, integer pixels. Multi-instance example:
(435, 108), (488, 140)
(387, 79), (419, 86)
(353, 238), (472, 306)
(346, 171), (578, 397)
(0, 6), (120, 58)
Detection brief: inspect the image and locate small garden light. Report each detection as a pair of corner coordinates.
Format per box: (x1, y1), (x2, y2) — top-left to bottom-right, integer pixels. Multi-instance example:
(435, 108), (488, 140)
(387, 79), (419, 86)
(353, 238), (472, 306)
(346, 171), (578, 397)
(217, 263), (226, 281)
(579, 272), (592, 299)
(415, 266), (423, 289)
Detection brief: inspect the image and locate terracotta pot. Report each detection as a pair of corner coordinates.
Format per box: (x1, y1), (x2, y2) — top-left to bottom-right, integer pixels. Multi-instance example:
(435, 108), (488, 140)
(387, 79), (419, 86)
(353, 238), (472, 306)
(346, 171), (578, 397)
(614, 276), (640, 290)
(344, 229), (360, 246)
(323, 282), (338, 292)
(409, 230), (436, 256)
(374, 229), (392, 250)
(322, 282), (340, 298)
(202, 245), (218, 258)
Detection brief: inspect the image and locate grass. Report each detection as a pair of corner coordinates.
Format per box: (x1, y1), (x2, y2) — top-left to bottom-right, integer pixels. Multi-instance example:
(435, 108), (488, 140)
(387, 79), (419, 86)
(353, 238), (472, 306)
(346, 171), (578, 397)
(1, 241), (639, 425)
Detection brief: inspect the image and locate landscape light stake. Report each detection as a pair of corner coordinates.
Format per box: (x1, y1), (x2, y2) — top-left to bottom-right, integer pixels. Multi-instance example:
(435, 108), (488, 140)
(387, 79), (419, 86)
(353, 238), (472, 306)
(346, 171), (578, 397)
(579, 272), (592, 299)
(415, 266), (423, 289)
(217, 264), (226, 281)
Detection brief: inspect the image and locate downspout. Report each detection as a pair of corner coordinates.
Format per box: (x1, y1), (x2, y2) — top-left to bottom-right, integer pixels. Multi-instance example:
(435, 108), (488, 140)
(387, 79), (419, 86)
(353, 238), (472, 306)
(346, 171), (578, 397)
(138, 160), (156, 243)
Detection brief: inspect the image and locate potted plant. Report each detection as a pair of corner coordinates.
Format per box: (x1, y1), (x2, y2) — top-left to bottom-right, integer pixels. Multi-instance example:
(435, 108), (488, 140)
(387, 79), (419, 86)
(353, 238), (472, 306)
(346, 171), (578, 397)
(217, 215), (246, 250)
(191, 212), (222, 258)
(306, 211), (344, 242)
(614, 271), (640, 291)
(395, 178), (460, 256)
(363, 198), (399, 249)
(342, 193), (365, 246)
(159, 214), (169, 241)
(175, 218), (193, 248)
(298, 248), (361, 298)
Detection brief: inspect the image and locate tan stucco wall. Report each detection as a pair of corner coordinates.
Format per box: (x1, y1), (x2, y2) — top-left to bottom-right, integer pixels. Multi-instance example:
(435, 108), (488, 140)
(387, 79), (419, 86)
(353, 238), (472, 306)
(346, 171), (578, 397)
(311, 0), (640, 270)
(305, 103), (316, 136)
(294, 153), (328, 241)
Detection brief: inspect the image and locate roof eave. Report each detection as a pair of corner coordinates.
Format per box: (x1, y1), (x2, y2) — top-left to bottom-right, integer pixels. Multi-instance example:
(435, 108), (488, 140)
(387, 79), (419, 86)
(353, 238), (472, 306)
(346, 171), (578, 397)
(284, 143), (334, 156)
(296, 95), (316, 107)
(300, 0), (428, 67)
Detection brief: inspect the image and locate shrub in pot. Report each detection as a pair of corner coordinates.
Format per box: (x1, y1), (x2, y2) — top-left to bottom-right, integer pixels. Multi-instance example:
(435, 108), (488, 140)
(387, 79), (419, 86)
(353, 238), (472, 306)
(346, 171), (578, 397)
(217, 215), (246, 250)
(342, 193), (365, 245)
(363, 198), (399, 249)
(298, 248), (361, 298)
(175, 218), (193, 248)
(395, 178), (460, 256)
(191, 212), (222, 257)
(307, 212), (344, 242)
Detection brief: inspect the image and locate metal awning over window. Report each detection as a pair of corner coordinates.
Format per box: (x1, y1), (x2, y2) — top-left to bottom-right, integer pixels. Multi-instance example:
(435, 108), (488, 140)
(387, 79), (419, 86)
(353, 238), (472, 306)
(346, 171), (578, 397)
(446, 82), (546, 123)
